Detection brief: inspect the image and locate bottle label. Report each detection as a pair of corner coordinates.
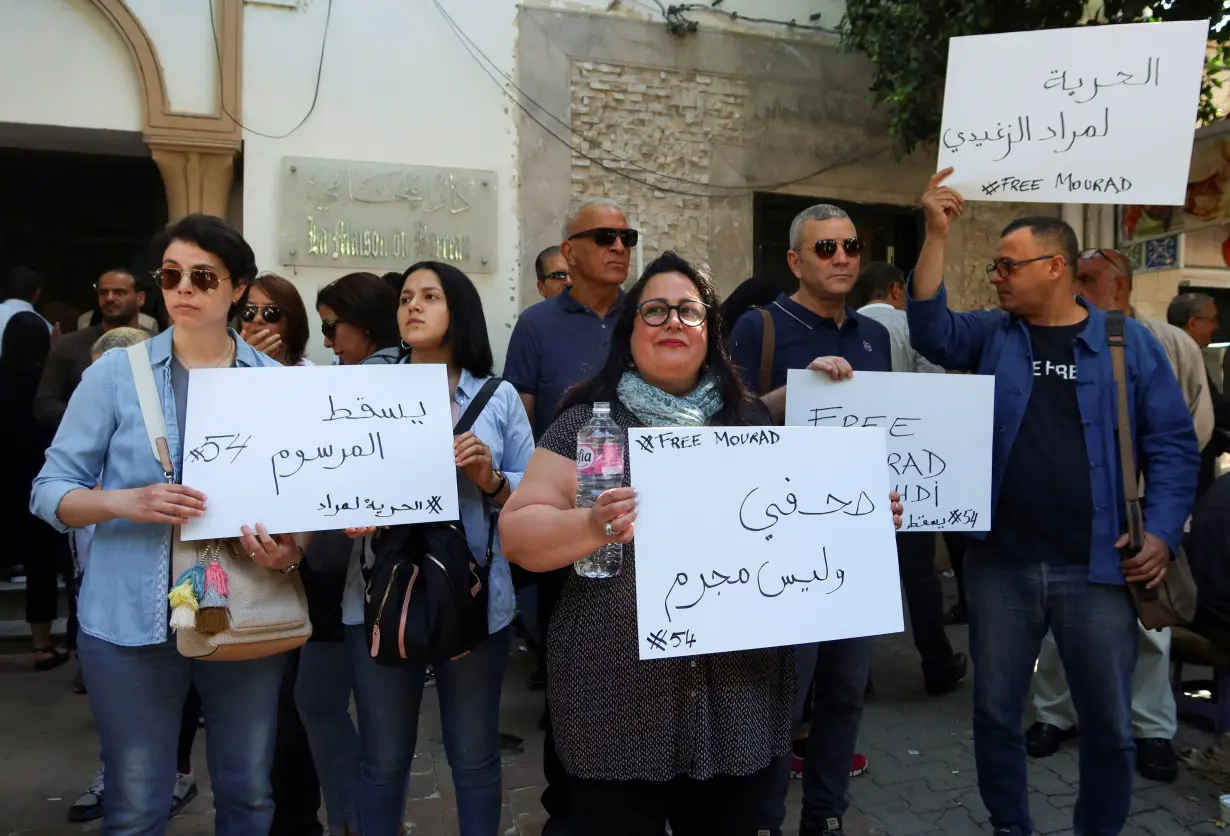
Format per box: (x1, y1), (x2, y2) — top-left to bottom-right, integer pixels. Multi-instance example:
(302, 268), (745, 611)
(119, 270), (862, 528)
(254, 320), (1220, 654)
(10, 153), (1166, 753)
(577, 442), (623, 477)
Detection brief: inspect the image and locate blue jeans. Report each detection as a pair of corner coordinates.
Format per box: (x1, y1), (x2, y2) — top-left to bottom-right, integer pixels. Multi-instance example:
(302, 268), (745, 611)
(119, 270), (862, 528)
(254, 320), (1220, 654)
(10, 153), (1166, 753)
(798, 637), (874, 835)
(346, 626), (510, 836)
(966, 554), (1137, 836)
(296, 641), (360, 833)
(78, 632), (285, 836)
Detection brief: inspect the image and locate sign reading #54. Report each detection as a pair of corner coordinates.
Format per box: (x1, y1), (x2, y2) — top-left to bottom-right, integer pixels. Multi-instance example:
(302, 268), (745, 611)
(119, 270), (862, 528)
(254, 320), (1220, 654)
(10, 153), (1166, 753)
(936, 21), (1207, 205)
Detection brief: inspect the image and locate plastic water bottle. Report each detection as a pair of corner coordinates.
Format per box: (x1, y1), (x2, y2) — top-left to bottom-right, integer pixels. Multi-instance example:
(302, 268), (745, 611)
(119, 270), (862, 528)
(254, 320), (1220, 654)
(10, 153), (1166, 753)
(574, 402), (626, 578)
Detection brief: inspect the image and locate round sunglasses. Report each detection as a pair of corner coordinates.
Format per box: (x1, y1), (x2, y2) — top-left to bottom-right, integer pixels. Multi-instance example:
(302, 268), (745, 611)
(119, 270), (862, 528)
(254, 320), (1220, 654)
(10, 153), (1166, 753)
(152, 266), (229, 293)
(239, 303), (284, 324)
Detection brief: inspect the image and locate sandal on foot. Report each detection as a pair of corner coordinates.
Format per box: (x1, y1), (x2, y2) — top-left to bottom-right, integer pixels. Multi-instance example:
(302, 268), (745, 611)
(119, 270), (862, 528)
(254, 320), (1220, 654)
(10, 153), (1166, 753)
(33, 646), (69, 672)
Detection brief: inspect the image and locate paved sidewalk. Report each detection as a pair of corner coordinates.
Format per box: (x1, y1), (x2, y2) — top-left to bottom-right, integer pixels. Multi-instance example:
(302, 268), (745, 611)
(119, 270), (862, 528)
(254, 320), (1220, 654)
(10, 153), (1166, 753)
(2, 616), (1226, 834)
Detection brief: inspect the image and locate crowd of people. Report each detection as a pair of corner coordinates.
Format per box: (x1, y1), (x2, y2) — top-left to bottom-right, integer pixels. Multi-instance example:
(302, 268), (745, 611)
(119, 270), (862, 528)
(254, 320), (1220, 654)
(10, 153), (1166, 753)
(0, 165), (1227, 836)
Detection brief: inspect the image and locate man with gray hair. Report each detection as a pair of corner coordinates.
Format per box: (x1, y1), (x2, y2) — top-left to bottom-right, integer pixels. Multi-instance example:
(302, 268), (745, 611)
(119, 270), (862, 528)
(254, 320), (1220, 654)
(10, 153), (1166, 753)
(505, 195), (637, 836)
(730, 202), (893, 836)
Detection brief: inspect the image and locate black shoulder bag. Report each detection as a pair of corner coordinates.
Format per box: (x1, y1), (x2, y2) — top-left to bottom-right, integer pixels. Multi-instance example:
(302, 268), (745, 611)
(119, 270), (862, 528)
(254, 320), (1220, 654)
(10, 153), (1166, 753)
(363, 378), (503, 664)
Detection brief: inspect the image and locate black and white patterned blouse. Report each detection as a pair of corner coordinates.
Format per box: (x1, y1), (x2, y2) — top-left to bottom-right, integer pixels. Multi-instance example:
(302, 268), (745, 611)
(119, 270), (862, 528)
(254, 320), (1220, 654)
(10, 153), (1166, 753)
(540, 398), (796, 782)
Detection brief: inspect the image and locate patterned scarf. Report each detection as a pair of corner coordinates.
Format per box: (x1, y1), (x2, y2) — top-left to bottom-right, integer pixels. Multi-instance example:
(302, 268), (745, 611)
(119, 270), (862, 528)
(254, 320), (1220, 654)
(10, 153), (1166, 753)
(616, 370), (723, 427)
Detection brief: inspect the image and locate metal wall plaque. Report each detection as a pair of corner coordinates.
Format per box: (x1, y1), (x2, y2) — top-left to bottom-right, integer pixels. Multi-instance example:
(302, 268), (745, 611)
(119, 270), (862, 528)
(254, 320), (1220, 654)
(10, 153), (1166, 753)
(278, 157), (498, 273)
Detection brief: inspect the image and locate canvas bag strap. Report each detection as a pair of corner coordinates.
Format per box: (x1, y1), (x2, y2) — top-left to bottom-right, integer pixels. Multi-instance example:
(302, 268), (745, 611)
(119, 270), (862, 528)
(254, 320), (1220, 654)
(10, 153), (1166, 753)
(756, 308), (776, 395)
(126, 343), (174, 483)
(1105, 311), (1143, 548)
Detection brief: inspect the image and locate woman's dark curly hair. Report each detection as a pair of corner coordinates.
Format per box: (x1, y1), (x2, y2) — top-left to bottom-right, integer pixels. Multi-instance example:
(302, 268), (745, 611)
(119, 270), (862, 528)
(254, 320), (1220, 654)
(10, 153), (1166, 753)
(557, 251), (752, 425)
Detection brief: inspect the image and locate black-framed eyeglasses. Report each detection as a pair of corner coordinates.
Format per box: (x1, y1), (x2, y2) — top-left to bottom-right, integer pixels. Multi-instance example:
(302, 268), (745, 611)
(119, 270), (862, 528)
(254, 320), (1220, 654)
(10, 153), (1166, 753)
(985, 254), (1057, 279)
(543, 271), (571, 283)
(567, 227), (639, 249)
(637, 298), (707, 328)
(1078, 248), (1125, 277)
(152, 266), (228, 293)
(320, 318), (339, 340)
(240, 303), (284, 324)
(805, 238), (864, 259)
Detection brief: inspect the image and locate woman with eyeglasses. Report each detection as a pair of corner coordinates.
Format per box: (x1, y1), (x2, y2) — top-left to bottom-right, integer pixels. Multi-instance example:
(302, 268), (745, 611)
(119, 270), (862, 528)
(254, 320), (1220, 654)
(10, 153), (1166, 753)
(31, 214), (312, 835)
(499, 252), (902, 835)
(338, 260), (533, 835)
(238, 272), (312, 366)
(316, 272), (401, 367)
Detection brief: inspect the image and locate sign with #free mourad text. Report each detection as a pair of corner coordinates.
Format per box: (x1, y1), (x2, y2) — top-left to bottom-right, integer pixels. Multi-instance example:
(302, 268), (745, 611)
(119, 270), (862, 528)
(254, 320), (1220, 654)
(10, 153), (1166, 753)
(936, 20), (1208, 205)
(629, 425), (902, 660)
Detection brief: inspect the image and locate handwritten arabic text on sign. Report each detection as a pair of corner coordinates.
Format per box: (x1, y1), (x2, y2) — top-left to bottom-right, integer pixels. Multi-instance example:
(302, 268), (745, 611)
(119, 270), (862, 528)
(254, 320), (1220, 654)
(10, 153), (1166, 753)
(937, 21), (1207, 205)
(181, 364), (459, 541)
(630, 426), (902, 659)
(785, 370), (993, 532)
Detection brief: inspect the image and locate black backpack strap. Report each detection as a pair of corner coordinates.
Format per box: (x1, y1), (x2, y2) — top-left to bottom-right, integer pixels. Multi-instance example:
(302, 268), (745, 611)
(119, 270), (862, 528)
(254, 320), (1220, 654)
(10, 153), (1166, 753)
(454, 378), (502, 436)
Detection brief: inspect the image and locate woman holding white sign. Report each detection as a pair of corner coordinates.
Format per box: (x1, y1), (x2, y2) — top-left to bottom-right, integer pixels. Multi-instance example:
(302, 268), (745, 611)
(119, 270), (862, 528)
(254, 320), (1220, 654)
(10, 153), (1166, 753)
(31, 214), (309, 836)
(499, 252), (904, 836)
(341, 261), (534, 835)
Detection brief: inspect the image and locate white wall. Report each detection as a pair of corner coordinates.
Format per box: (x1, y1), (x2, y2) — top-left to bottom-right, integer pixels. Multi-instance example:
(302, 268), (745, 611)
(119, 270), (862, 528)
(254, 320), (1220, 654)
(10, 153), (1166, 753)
(533, 0), (847, 37)
(0, 0), (221, 134)
(242, 0), (521, 368)
(0, 0), (143, 132)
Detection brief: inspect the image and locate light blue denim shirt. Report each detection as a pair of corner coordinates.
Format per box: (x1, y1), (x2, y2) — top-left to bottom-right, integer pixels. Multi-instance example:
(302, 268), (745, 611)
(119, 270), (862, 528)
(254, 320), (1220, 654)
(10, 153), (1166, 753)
(30, 328), (279, 647)
(341, 368), (534, 634)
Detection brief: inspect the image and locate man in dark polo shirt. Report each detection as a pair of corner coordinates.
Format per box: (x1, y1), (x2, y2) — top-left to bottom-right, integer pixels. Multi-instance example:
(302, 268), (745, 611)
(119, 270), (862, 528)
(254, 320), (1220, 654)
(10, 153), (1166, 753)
(730, 204), (890, 836)
(504, 196), (633, 836)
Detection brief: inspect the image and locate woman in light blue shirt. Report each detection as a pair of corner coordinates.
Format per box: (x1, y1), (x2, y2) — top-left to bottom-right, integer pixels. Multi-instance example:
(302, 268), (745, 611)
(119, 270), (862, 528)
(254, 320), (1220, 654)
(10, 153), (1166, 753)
(31, 215), (307, 836)
(342, 260), (534, 835)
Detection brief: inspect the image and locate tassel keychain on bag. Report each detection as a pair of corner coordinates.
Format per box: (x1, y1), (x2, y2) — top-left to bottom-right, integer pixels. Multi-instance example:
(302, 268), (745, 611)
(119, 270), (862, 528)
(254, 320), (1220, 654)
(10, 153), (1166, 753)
(196, 549), (231, 635)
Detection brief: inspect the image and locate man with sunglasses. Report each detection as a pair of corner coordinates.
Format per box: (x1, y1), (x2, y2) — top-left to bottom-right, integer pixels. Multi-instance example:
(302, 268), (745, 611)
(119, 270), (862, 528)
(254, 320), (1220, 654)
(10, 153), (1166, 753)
(1024, 248), (1213, 784)
(729, 203), (892, 836)
(505, 197), (636, 836)
(34, 269), (152, 429)
(535, 245), (572, 300)
(907, 168), (1199, 836)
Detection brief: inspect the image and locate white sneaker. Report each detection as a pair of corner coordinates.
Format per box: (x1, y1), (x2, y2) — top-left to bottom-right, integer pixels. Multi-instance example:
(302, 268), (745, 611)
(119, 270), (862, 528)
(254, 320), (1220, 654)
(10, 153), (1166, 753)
(169, 772), (198, 819)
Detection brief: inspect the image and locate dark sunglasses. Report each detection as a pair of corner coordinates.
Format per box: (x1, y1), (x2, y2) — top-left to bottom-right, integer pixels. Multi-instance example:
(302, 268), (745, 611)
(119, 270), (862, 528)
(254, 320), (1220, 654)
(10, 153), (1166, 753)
(637, 298), (707, 328)
(321, 319), (339, 340)
(1078, 248), (1125, 277)
(153, 266), (227, 292)
(543, 271), (571, 283)
(567, 227), (639, 249)
(808, 238), (864, 259)
(239, 303), (284, 324)
(985, 254), (1057, 279)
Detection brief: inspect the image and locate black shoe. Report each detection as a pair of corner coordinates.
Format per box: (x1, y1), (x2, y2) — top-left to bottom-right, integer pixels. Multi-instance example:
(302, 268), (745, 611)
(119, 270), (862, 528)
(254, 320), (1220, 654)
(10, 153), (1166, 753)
(1025, 721), (1077, 758)
(944, 603), (968, 625)
(924, 652), (968, 696)
(1136, 738), (1179, 783)
(527, 667), (546, 690)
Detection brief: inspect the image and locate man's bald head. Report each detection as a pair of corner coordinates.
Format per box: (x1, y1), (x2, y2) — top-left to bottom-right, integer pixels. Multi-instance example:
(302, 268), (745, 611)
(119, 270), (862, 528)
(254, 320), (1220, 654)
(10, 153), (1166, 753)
(1075, 247), (1132, 313)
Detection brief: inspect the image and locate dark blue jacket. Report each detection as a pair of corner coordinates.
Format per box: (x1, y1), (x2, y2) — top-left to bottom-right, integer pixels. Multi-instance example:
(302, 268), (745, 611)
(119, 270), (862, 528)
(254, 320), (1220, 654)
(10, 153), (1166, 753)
(906, 280), (1199, 585)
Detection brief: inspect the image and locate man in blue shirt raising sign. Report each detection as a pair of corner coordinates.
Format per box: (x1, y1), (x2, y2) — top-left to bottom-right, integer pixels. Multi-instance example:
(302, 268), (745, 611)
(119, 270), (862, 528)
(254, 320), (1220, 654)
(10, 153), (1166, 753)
(906, 168), (1198, 836)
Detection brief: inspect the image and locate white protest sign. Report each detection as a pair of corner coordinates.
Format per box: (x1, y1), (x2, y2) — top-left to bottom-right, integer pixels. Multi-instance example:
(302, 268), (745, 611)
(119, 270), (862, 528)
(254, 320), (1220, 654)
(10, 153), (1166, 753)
(785, 370), (993, 532)
(629, 426), (902, 660)
(181, 364), (458, 541)
(937, 20), (1207, 205)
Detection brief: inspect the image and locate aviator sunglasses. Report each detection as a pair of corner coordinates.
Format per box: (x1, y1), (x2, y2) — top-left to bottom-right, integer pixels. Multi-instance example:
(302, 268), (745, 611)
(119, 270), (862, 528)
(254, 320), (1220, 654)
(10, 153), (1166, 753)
(239, 303), (284, 324)
(567, 227), (639, 249)
(637, 298), (707, 327)
(153, 266), (228, 293)
(807, 238), (865, 259)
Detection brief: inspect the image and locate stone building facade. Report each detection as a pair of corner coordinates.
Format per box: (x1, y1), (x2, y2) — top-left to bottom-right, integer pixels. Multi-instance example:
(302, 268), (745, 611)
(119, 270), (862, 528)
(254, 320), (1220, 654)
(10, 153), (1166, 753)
(519, 6), (1055, 313)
